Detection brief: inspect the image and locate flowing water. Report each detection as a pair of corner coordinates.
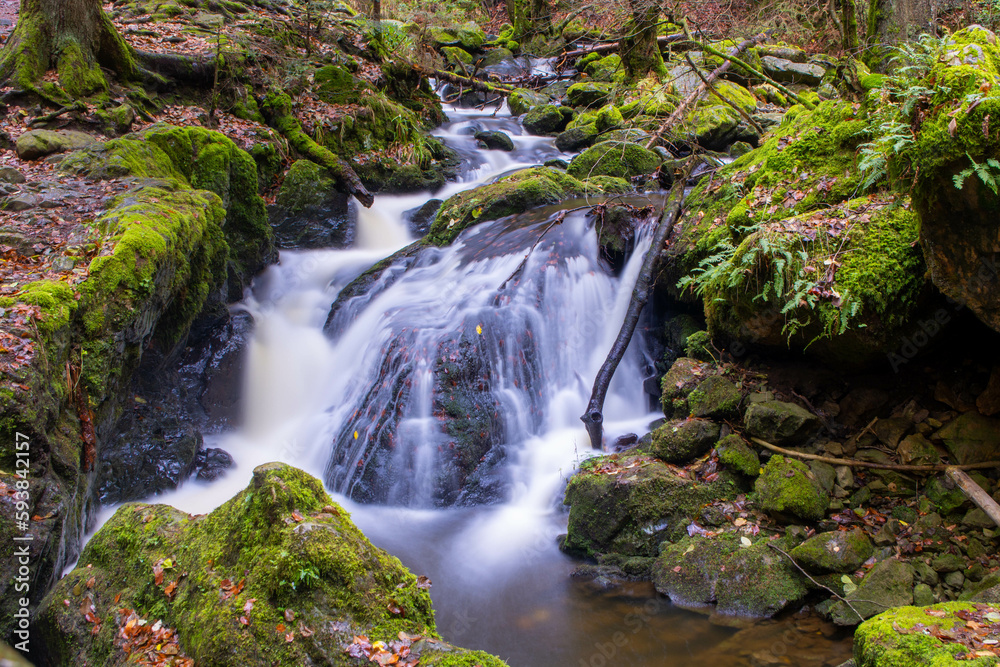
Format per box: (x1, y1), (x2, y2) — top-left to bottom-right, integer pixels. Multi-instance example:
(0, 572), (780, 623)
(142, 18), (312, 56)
(114, 100), (853, 666)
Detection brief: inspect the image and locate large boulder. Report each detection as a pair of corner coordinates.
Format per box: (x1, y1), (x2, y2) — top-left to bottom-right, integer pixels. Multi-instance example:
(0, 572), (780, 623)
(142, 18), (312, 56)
(790, 528), (874, 574)
(35, 463), (507, 667)
(855, 602), (1000, 666)
(761, 55), (826, 85)
(744, 400), (820, 445)
(567, 140), (661, 180)
(650, 418), (721, 462)
(522, 104), (572, 135)
(561, 454), (737, 560)
(566, 82), (614, 108)
(507, 88), (551, 116)
(652, 533), (809, 618)
(687, 375), (742, 419)
(15, 129), (95, 160)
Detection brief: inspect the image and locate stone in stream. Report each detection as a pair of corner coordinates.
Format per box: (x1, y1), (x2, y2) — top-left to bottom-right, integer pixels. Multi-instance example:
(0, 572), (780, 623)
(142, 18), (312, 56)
(403, 198), (443, 237)
(566, 81), (613, 108)
(506, 87), (550, 116)
(268, 159), (353, 250)
(36, 463), (508, 667)
(522, 103), (573, 135)
(652, 533), (809, 618)
(474, 129), (515, 151)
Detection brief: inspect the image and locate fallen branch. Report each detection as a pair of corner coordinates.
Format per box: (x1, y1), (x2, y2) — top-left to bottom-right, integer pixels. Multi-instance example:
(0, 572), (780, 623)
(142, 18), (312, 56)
(416, 66), (514, 94)
(696, 40), (815, 109)
(683, 52), (765, 135)
(260, 92), (374, 208)
(562, 32), (693, 58)
(645, 31), (768, 150)
(751, 437), (1000, 472)
(581, 165), (692, 449)
(946, 467), (1000, 528)
(767, 542), (871, 621)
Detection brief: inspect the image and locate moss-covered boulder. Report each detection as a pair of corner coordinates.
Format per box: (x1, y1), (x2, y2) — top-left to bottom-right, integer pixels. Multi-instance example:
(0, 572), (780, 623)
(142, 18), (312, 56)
(555, 123), (600, 152)
(566, 82), (614, 108)
(61, 123), (275, 298)
(652, 533), (809, 618)
(522, 104), (572, 135)
(790, 528), (874, 574)
(659, 356), (711, 417)
(830, 558), (915, 625)
(744, 400), (820, 445)
(428, 167), (584, 245)
(269, 159), (352, 249)
(567, 141), (661, 180)
(687, 375), (742, 419)
(474, 130), (515, 152)
(650, 418), (721, 463)
(854, 602), (1000, 667)
(755, 455), (829, 521)
(661, 98), (930, 361)
(561, 454), (737, 560)
(584, 54), (625, 82)
(507, 88), (550, 116)
(716, 434), (760, 476)
(35, 463), (507, 667)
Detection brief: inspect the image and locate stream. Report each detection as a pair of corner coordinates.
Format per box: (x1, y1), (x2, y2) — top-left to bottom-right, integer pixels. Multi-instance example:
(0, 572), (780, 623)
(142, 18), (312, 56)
(101, 99), (854, 666)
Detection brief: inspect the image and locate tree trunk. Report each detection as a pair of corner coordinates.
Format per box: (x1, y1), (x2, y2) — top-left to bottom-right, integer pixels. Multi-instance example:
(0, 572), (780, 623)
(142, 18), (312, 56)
(842, 0), (859, 53)
(0, 0), (135, 96)
(507, 0), (551, 41)
(865, 0), (935, 71)
(620, 0), (667, 81)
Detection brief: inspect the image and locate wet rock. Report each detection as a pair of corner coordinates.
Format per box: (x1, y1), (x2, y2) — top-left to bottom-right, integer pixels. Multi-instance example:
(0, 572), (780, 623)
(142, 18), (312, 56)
(567, 140), (661, 180)
(269, 159), (352, 249)
(37, 463), (507, 667)
(790, 528), (874, 574)
(716, 434), (760, 476)
(16, 129), (96, 160)
(755, 455), (829, 522)
(650, 418), (721, 463)
(474, 130), (514, 151)
(934, 412), (1000, 464)
(830, 559), (914, 625)
(931, 553), (965, 573)
(403, 198), (443, 237)
(652, 534), (809, 618)
(522, 104), (573, 135)
(194, 447), (234, 481)
(566, 81), (613, 108)
(555, 124), (599, 152)
(744, 400), (820, 446)
(507, 87), (550, 116)
(561, 454), (737, 558)
(595, 104), (623, 132)
(687, 375), (742, 419)
(761, 55), (826, 85)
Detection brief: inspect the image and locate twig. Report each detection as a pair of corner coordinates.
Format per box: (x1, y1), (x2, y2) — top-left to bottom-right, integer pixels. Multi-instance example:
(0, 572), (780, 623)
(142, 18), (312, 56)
(766, 542), (872, 622)
(751, 437), (1000, 472)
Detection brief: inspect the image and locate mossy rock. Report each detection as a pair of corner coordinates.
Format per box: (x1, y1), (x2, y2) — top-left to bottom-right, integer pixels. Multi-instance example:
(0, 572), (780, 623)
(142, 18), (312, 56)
(830, 558), (915, 625)
(522, 104), (572, 135)
(442, 46), (474, 68)
(36, 463), (508, 666)
(507, 88), (550, 116)
(744, 400), (820, 445)
(555, 123), (599, 152)
(566, 82), (614, 108)
(659, 356), (710, 417)
(650, 418), (721, 463)
(583, 54), (625, 82)
(687, 375), (742, 419)
(854, 602), (1000, 666)
(652, 533), (809, 617)
(716, 434), (760, 476)
(474, 130), (514, 152)
(754, 455), (829, 522)
(428, 167), (585, 246)
(583, 175), (631, 194)
(561, 454), (737, 559)
(270, 160), (352, 249)
(789, 528), (874, 574)
(594, 104), (623, 132)
(962, 573), (1000, 603)
(567, 140), (661, 180)
(314, 64), (357, 104)
(15, 129), (95, 160)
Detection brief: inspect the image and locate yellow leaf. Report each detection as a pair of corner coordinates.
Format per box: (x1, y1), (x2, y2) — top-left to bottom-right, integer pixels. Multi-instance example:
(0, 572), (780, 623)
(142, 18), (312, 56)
(476, 324), (483, 335)
(353, 431), (359, 440)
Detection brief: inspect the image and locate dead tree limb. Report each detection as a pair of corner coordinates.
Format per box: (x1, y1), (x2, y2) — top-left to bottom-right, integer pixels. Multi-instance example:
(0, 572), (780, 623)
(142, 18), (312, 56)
(580, 168), (691, 449)
(562, 33), (694, 58)
(752, 437), (1000, 473)
(645, 31), (768, 150)
(260, 92), (374, 208)
(683, 52), (765, 135)
(946, 467), (1000, 528)
(696, 40), (815, 109)
(415, 66), (514, 94)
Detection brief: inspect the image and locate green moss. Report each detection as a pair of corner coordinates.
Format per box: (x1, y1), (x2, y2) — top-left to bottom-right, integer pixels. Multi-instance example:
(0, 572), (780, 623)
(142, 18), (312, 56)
(428, 167), (585, 245)
(567, 140), (661, 180)
(754, 455), (829, 521)
(38, 464), (507, 666)
(854, 602), (997, 666)
(716, 434), (760, 476)
(650, 418), (721, 462)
